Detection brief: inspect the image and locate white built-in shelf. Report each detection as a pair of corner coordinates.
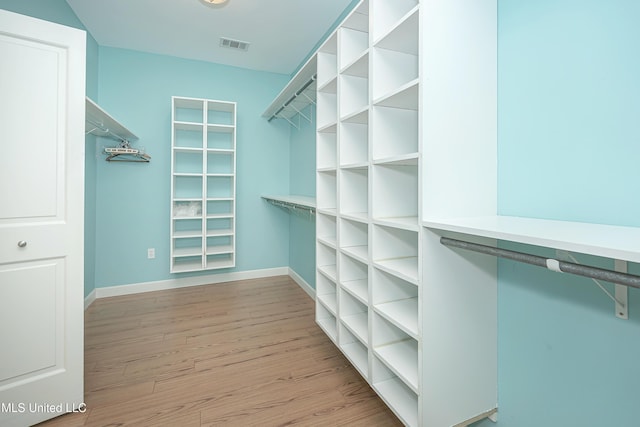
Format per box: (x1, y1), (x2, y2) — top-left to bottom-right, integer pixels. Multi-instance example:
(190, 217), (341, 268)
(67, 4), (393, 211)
(85, 97), (138, 142)
(424, 215), (640, 263)
(373, 216), (420, 232)
(374, 257), (419, 285)
(375, 339), (419, 393)
(263, 55), (317, 124)
(341, 342), (369, 378)
(342, 279), (368, 304)
(318, 264), (338, 282)
(342, 312), (369, 344)
(375, 298), (418, 339)
(318, 292), (338, 315)
(318, 236), (337, 249)
(170, 96), (236, 273)
(374, 377), (418, 427)
(341, 245), (368, 264)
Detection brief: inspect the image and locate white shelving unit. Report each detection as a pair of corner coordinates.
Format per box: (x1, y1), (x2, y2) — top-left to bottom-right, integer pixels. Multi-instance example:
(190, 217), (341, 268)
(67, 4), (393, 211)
(170, 96), (236, 273)
(314, 1), (430, 426)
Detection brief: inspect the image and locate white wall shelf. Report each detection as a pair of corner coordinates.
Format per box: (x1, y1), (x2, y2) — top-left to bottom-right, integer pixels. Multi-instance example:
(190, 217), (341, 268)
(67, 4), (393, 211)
(262, 195), (316, 215)
(170, 96), (236, 273)
(85, 97), (137, 143)
(425, 215), (640, 264)
(263, 55), (317, 128)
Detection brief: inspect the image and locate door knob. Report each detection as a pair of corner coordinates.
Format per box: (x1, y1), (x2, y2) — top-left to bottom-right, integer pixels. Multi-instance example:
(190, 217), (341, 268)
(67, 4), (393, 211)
(17, 241), (27, 248)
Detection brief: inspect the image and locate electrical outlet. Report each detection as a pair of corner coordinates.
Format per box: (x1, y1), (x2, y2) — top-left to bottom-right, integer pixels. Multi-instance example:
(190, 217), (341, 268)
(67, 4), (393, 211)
(147, 248), (155, 259)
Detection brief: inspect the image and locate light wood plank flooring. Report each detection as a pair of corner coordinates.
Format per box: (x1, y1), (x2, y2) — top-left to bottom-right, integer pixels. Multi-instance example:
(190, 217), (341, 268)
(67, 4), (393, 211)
(38, 275), (402, 426)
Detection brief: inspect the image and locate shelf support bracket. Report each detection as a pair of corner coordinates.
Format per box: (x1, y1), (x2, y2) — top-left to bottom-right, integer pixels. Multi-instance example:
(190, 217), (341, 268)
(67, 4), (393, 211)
(556, 250), (628, 320)
(615, 260), (629, 319)
(290, 104), (312, 123)
(282, 115), (299, 130)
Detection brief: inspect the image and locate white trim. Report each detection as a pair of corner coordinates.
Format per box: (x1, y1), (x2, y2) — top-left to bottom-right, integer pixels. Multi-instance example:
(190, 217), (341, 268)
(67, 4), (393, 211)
(84, 289), (96, 310)
(94, 267), (289, 298)
(288, 268), (316, 300)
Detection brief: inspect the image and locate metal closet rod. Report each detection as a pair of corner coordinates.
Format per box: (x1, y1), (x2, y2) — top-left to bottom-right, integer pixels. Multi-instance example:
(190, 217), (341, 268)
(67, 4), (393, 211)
(440, 237), (640, 289)
(268, 74), (317, 122)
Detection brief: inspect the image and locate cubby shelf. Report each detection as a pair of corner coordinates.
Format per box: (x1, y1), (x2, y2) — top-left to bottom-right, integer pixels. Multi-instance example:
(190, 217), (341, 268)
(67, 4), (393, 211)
(342, 278), (368, 304)
(170, 96), (236, 273)
(374, 298), (418, 339)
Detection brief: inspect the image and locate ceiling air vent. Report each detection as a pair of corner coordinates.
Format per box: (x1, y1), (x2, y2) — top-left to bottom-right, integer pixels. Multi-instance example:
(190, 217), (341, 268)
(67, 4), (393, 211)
(220, 37), (250, 52)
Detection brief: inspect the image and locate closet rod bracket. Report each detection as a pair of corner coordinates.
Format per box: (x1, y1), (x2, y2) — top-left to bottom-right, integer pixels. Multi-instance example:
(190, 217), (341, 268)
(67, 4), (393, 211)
(441, 237), (636, 320)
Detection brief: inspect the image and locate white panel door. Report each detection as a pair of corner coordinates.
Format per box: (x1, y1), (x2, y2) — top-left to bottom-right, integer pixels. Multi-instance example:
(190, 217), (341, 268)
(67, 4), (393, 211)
(0, 10), (86, 427)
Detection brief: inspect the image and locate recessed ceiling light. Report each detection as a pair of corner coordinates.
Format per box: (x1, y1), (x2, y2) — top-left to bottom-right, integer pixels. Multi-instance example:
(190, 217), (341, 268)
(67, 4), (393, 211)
(202, 0), (227, 4)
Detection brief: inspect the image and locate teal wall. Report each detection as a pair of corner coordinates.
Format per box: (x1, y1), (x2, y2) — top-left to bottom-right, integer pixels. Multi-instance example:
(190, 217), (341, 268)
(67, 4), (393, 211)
(95, 47), (290, 287)
(288, 105), (317, 288)
(472, 1), (640, 425)
(0, 0), (99, 298)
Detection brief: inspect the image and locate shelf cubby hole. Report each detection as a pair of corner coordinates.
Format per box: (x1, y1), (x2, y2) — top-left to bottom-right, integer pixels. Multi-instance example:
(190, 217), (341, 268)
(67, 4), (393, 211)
(174, 175), (203, 199)
(206, 253), (234, 270)
(206, 175), (234, 199)
(174, 98), (204, 123)
(206, 199), (233, 218)
(316, 302), (338, 342)
(339, 168), (368, 220)
(317, 91), (338, 130)
(372, 224), (419, 284)
(317, 131), (337, 170)
(173, 237), (202, 258)
(206, 102), (235, 126)
(171, 256), (204, 273)
(339, 252), (368, 305)
(341, 51), (369, 79)
(317, 280), (338, 316)
(174, 126), (204, 149)
(371, 0), (418, 44)
(317, 51), (338, 89)
(206, 128), (234, 150)
(317, 271), (337, 301)
(316, 170), (337, 211)
(371, 356), (418, 427)
(371, 105), (418, 161)
(372, 268), (418, 339)
(342, 0), (369, 33)
(339, 325), (369, 380)
(207, 151), (234, 175)
(339, 289), (369, 345)
(206, 217), (233, 235)
(339, 74), (369, 119)
(206, 234), (233, 255)
(339, 121), (368, 167)
(372, 164), (418, 226)
(372, 313), (418, 393)
(317, 241), (338, 283)
(174, 150), (203, 174)
(317, 213), (337, 247)
(173, 218), (202, 238)
(372, 47), (418, 101)
(340, 218), (368, 264)
(339, 27), (369, 71)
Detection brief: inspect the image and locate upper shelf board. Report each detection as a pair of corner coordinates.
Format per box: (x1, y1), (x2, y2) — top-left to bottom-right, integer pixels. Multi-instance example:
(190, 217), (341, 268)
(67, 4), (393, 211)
(424, 215), (640, 263)
(85, 97), (138, 142)
(262, 55), (317, 121)
(262, 195), (316, 211)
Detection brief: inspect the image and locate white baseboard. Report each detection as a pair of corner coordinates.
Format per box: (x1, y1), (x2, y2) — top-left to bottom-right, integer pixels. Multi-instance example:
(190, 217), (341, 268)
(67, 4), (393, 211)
(84, 289), (96, 310)
(288, 268), (315, 300)
(94, 267), (289, 299)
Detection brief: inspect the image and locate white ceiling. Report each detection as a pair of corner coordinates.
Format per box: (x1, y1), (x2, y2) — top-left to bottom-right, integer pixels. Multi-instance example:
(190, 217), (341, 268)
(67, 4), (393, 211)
(66, 0), (353, 75)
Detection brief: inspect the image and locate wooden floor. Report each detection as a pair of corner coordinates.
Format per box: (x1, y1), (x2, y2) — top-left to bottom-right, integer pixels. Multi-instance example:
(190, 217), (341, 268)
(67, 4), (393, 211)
(38, 276), (402, 426)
